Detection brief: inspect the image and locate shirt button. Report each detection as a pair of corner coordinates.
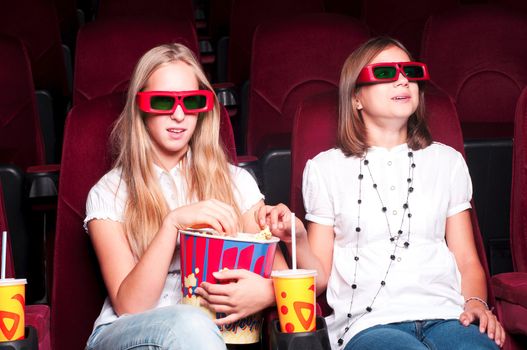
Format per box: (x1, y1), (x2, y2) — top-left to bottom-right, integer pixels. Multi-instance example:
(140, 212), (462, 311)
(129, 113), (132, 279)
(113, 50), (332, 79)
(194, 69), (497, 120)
(387, 161), (392, 166)
(390, 186), (395, 190)
(393, 210), (397, 215)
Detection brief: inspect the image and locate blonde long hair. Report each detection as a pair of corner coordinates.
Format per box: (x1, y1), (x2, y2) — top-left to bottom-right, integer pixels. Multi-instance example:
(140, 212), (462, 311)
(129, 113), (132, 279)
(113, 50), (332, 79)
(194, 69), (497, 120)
(338, 37), (432, 157)
(111, 43), (240, 259)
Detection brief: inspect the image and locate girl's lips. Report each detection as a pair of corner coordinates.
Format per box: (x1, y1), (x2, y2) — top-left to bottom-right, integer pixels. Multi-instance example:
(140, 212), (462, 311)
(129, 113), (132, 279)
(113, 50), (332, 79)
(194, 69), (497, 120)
(167, 128), (185, 134)
(166, 128), (186, 139)
(391, 95), (411, 101)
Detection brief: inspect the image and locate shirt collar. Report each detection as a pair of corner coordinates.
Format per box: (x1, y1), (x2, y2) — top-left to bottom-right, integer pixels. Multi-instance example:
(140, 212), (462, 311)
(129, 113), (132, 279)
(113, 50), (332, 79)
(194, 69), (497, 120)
(368, 143), (409, 155)
(153, 149), (192, 179)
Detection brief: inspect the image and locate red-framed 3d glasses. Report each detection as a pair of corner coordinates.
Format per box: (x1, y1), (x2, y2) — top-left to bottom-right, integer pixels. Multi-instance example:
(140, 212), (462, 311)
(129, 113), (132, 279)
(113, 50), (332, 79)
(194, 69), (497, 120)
(356, 62), (430, 85)
(136, 90), (214, 114)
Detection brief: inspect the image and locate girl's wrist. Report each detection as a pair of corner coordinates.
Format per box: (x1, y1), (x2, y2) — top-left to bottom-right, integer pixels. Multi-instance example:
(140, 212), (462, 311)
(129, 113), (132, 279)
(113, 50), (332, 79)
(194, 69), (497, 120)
(464, 296), (489, 311)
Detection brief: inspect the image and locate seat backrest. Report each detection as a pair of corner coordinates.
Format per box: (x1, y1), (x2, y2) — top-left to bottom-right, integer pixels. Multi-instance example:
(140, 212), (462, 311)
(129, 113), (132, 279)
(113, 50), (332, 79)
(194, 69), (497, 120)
(0, 1), (69, 98)
(73, 18), (199, 105)
(227, 0), (325, 85)
(290, 85), (494, 306)
(0, 182), (15, 279)
(96, 0), (194, 21)
(510, 86), (527, 272)
(361, 0), (458, 59)
(421, 5), (527, 139)
(0, 34), (46, 171)
(51, 91), (237, 350)
(246, 13), (370, 157)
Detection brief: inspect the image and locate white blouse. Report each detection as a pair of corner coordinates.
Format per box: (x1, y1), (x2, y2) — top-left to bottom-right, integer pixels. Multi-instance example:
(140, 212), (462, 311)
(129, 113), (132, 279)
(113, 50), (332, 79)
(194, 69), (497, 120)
(303, 143), (472, 349)
(84, 162), (263, 329)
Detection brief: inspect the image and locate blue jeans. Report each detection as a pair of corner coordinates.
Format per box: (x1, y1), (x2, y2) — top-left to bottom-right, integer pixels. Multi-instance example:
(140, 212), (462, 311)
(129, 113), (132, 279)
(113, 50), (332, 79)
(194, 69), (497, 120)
(344, 319), (499, 350)
(86, 305), (226, 350)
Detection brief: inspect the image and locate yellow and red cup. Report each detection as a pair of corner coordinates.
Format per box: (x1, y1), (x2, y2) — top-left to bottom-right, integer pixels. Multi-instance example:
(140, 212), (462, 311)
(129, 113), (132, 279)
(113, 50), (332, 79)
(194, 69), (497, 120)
(0, 278), (26, 342)
(271, 269), (317, 333)
(179, 229), (279, 344)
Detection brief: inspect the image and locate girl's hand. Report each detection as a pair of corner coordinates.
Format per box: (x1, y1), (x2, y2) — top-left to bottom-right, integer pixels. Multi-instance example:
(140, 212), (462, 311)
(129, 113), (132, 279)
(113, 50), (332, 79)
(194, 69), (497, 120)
(255, 203), (307, 244)
(194, 269), (275, 325)
(459, 301), (506, 347)
(165, 199), (239, 236)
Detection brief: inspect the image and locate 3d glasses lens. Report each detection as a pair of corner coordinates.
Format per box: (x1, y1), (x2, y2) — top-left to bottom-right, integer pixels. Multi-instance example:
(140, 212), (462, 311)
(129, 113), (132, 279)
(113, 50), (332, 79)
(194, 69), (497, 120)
(373, 66), (397, 79)
(402, 65), (425, 78)
(150, 96), (176, 110)
(182, 95), (207, 110)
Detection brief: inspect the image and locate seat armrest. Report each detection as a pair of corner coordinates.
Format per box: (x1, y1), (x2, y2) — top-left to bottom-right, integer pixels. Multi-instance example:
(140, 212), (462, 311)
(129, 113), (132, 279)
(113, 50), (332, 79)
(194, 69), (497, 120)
(26, 164), (60, 199)
(199, 37), (215, 64)
(491, 272), (527, 308)
(213, 82), (238, 117)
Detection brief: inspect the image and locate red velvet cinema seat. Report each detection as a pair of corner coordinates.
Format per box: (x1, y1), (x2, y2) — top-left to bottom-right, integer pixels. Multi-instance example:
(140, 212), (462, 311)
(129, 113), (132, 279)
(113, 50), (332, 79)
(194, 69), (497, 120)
(96, 0), (194, 21)
(420, 4), (527, 140)
(0, 34), (46, 172)
(0, 0), (69, 100)
(290, 85), (497, 320)
(491, 87), (527, 350)
(222, 0), (325, 86)
(51, 91), (237, 350)
(0, 0), (71, 157)
(361, 0), (458, 59)
(73, 18), (199, 105)
(245, 13), (369, 204)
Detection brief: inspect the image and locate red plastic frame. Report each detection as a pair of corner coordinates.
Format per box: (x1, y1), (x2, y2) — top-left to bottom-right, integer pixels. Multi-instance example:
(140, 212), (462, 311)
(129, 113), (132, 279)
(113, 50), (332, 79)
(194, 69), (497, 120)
(357, 62), (430, 84)
(136, 90), (214, 114)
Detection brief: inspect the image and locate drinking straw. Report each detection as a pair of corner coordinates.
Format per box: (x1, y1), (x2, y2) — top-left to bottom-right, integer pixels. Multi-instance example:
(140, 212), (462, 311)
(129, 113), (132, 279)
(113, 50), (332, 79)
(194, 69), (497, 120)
(1, 231), (6, 279)
(291, 213), (297, 270)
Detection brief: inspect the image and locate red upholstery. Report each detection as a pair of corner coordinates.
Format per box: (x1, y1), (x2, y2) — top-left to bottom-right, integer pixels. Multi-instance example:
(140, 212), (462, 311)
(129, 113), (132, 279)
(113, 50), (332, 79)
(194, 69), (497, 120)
(361, 0), (458, 59)
(0, 1), (69, 97)
(51, 91), (237, 350)
(421, 5), (527, 139)
(510, 86), (527, 273)
(290, 86), (495, 315)
(491, 86), (527, 349)
(97, 0), (194, 21)
(0, 34), (46, 171)
(73, 18), (199, 105)
(246, 13), (370, 157)
(227, 0), (325, 85)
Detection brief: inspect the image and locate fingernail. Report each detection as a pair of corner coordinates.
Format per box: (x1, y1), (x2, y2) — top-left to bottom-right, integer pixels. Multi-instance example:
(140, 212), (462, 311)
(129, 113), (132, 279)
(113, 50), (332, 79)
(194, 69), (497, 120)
(212, 271), (219, 277)
(272, 223), (277, 229)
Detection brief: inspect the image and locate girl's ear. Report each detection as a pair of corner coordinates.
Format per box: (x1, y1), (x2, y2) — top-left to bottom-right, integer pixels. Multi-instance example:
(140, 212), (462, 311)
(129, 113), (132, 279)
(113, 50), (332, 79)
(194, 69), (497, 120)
(353, 92), (363, 111)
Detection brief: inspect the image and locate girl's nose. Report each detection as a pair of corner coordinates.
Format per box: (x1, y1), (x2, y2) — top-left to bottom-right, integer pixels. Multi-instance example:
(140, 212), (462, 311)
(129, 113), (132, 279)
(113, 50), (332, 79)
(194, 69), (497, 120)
(170, 105), (185, 121)
(395, 70), (410, 86)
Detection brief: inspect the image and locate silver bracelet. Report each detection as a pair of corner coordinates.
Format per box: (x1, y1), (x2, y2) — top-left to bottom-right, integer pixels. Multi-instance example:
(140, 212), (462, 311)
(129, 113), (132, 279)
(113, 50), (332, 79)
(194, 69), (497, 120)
(464, 296), (489, 310)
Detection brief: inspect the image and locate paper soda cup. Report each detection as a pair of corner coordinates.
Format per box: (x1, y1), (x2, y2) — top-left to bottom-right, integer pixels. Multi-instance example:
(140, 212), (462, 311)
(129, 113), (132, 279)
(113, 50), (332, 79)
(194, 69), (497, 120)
(179, 229), (279, 344)
(271, 269), (317, 333)
(0, 279), (26, 342)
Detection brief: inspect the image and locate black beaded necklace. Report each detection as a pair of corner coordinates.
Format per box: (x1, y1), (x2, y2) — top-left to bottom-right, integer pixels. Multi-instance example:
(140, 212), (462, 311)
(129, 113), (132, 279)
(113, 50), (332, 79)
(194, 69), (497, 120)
(337, 147), (416, 347)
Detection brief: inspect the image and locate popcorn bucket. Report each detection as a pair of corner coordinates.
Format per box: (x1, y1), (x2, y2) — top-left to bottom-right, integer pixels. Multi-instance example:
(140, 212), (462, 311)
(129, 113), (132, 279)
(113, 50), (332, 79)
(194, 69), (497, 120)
(179, 229), (279, 344)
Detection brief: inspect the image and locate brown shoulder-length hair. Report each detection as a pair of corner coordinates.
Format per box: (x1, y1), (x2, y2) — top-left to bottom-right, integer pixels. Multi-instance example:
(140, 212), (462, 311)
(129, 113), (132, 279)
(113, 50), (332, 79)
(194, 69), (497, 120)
(337, 37), (432, 157)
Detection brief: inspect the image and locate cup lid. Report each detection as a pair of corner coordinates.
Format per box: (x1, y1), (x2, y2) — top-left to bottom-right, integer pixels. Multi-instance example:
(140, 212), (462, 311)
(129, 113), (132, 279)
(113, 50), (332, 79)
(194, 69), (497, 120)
(271, 269), (317, 278)
(0, 278), (27, 286)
